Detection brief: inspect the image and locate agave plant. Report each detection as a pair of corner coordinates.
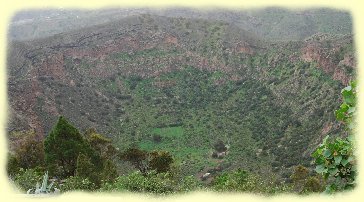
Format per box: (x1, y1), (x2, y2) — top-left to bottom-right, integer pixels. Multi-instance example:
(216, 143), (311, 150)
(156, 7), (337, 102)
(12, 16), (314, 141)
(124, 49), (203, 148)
(27, 171), (59, 194)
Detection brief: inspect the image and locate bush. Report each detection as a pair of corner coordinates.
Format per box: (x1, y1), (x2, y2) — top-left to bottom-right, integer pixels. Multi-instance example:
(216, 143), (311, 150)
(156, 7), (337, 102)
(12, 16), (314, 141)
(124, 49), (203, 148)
(290, 165), (324, 194)
(101, 171), (174, 195)
(101, 159), (119, 183)
(7, 153), (21, 177)
(177, 175), (202, 193)
(84, 129), (117, 160)
(312, 135), (356, 192)
(212, 169), (291, 194)
(120, 147), (174, 175)
(12, 168), (43, 192)
(75, 154), (94, 176)
(61, 176), (96, 192)
(290, 165), (309, 192)
(302, 176), (324, 193)
(212, 169), (261, 192)
(214, 140), (227, 153)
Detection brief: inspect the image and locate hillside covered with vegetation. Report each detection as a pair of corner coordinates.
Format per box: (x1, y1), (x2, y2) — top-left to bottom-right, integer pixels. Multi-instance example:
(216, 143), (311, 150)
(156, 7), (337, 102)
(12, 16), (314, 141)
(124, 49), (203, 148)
(6, 8), (356, 195)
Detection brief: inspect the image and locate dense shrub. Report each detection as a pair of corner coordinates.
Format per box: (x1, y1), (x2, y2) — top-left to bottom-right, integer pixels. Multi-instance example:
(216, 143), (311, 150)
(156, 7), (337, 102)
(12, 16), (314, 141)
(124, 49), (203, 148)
(214, 140), (227, 153)
(75, 154), (98, 183)
(101, 171), (201, 195)
(12, 168), (43, 192)
(212, 169), (261, 192)
(177, 175), (202, 193)
(84, 129), (118, 160)
(100, 159), (119, 183)
(302, 176), (324, 193)
(212, 169), (292, 194)
(290, 165), (309, 192)
(60, 176), (96, 192)
(7, 153), (21, 177)
(290, 165), (324, 193)
(101, 171), (174, 194)
(119, 148), (149, 175)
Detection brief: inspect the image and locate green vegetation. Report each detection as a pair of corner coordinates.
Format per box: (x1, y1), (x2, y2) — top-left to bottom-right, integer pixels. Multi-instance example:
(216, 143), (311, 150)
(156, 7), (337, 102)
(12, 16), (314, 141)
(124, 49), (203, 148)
(9, 116), (120, 193)
(152, 127), (184, 138)
(100, 171), (201, 195)
(13, 168), (44, 192)
(44, 116), (97, 178)
(8, 130), (45, 171)
(9, 84), (355, 195)
(61, 176), (96, 192)
(119, 148), (174, 175)
(290, 165), (324, 193)
(7, 9), (356, 195)
(211, 169), (291, 194)
(312, 81), (357, 193)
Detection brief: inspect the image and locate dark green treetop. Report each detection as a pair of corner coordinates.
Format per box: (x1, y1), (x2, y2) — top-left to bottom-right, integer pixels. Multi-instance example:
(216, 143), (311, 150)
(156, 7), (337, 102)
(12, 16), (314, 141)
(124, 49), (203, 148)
(44, 116), (93, 177)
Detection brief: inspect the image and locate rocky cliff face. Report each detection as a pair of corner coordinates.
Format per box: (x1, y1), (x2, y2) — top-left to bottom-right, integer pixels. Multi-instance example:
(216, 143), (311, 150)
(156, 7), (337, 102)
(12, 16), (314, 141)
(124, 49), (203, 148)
(301, 34), (355, 85)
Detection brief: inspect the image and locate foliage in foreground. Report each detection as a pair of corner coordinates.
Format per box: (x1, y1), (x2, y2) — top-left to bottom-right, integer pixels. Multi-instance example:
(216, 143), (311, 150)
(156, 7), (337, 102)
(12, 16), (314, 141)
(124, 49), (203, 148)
(13, 168), (43, 192)
(290, 165), (324, 193)
(60, 176), (96, 192)
(100, 171), (201, 195)
(312, 81), (357, 193)
(211, 169), (292, 195)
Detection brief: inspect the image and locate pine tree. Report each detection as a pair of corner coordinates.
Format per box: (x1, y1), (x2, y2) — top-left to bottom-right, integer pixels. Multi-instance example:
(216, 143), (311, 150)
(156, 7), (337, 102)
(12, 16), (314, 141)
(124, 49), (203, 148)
(44, 116), (92, 177)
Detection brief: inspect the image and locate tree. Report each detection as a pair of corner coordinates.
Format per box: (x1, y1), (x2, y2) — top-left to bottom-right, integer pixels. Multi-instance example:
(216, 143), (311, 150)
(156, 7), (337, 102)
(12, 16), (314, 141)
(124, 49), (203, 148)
(84, 128), (118, 160)
(214, 139), (227, 153)
(149, 151), (174, 173)
(120, 148), (174, 175)
(44, 116), (93, 177)
(9, 130), (45, 170)
(119, 147), (149, 175)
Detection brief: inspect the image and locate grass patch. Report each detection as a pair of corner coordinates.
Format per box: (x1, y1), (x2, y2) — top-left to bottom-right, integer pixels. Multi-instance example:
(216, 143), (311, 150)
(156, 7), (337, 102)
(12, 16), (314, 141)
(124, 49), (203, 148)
(152, 126), (183, 138)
